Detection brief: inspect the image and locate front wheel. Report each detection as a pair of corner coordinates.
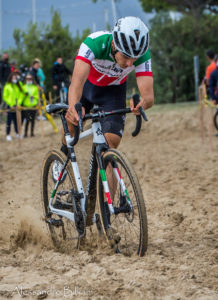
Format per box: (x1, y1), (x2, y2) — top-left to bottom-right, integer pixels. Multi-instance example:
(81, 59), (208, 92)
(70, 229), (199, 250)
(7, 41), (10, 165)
(41, 150), (79, 250)
(97, 149), (148, 256)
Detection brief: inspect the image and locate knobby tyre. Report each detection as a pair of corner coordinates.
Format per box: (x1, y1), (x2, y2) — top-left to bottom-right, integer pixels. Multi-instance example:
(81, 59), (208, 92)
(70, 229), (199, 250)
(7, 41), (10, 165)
(97, 149), (148, 256)
(41, 150), (79, 251)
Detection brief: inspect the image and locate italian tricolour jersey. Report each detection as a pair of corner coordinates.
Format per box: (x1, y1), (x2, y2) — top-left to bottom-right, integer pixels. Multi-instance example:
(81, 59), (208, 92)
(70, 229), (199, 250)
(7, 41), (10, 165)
(76, 31), (152, 86)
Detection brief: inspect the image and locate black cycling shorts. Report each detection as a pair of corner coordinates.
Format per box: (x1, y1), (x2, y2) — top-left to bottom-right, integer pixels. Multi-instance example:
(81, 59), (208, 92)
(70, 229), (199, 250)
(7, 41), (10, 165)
(80, 80), (127, 137)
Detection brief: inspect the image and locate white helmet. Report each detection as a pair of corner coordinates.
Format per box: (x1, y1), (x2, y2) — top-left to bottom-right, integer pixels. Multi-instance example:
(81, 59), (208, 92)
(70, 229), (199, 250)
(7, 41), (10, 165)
(112, 16), (149, 58)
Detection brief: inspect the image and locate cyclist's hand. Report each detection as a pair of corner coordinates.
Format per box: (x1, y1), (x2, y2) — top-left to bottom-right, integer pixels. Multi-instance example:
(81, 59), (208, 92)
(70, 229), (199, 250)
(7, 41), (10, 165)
(130, 97), (146, 115)
(53, 85), (57, 90)
(66, 105), (85, 125)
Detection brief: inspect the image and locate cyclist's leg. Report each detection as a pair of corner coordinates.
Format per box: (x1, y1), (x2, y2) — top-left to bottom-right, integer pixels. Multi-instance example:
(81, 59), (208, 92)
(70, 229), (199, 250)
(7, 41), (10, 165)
(104, 133), (121, 148)
(96, 84), (127, 200)
(99, 84), (126, 149)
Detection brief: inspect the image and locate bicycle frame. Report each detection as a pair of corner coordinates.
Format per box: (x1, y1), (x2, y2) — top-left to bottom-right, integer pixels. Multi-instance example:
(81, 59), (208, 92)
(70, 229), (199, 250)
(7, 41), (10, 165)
(45, 99), (147, 227)
(48, 120), (106, 222)
(48, 119), (134, 225)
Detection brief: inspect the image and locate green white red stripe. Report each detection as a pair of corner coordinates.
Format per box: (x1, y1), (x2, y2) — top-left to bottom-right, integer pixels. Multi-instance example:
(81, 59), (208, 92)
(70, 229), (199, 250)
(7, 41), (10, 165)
(100, 169), (112, 204)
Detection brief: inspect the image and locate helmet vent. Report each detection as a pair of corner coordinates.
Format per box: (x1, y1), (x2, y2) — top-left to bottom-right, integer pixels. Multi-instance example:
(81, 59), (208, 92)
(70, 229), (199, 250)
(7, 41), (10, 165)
(120, 33), (131, 56)
(134, 30), (140, 41)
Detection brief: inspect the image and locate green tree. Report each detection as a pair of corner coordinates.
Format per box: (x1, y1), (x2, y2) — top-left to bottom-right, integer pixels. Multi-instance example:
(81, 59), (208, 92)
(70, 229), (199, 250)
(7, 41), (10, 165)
(139, 0), (218, 17)
(10, 10), (91, 93)
(150, 12), (218, 103)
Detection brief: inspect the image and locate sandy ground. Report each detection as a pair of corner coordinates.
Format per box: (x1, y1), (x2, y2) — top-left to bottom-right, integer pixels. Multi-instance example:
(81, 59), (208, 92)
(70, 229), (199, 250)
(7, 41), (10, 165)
(0, 103), (217, 300)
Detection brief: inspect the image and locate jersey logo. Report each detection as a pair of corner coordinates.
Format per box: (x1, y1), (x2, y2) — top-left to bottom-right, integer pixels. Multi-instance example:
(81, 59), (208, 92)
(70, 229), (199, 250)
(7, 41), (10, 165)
(102, 43), (106, 49)
(145, 61), (150, 72)
(85, 49), (92, 59)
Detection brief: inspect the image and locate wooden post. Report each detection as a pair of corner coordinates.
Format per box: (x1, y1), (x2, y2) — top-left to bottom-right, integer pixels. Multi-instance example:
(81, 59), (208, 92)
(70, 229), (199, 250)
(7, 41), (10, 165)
(49, 91), (53, 104)
(38, 94), (44, 138)
(202, 84), (213, 150)
(16, 101), (22, 145)
(199, 86), (205, 144)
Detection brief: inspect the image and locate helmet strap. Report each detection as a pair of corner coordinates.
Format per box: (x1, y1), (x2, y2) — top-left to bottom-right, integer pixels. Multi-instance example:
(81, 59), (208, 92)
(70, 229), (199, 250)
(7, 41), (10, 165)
(111, 49), (118, 62)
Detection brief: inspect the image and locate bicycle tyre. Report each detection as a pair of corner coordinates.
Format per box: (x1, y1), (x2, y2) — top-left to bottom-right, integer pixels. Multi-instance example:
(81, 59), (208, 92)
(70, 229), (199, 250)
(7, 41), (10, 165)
(41, 150), (79, 250)
(96, 149), (148, 256)
(214, 110), (218, 131)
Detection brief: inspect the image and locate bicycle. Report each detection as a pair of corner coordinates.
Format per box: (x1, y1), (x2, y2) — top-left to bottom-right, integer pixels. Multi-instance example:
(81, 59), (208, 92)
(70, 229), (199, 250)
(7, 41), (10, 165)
(41, 97), (148, 256)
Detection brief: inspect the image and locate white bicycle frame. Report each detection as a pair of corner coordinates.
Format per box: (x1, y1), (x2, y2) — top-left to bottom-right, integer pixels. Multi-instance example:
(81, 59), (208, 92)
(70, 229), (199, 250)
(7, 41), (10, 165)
(48, 121), (107, 223)
(48, 120), (131, 223)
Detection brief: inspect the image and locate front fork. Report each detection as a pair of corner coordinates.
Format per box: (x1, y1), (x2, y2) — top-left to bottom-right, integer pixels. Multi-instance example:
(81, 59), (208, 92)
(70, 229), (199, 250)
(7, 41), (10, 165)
(97, 149), (133, 215)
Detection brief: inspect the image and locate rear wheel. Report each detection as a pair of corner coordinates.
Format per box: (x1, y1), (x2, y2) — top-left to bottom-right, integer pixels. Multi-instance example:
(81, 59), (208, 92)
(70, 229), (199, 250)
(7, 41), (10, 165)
(41, 150), (79, 250)
(97, 149), (148, 256)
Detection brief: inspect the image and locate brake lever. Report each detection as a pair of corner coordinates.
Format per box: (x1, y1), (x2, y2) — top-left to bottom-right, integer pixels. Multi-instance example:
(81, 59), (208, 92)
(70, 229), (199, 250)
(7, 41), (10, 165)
(139, 107), (148, 121)
(132, 93), (148, 122)
(74, 103), (83, 132)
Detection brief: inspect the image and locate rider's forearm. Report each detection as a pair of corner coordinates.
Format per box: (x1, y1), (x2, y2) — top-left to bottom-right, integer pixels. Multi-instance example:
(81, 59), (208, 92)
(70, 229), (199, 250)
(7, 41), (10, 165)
(137, 76), (154, 110)
(141, 94), (154, 109)
(68, 80), (84, 107)
(68, 59), (90, 108)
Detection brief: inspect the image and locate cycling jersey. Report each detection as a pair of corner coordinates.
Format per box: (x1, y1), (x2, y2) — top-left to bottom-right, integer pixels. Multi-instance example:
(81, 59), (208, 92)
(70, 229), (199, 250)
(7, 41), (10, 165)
(80, 80), (126, 137)
(76, 31), (152, 86)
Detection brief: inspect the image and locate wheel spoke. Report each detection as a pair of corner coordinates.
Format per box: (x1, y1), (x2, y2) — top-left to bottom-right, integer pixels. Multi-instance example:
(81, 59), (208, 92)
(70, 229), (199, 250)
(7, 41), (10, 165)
(41, 151), (79, 251)
(98, 150), (147, 256)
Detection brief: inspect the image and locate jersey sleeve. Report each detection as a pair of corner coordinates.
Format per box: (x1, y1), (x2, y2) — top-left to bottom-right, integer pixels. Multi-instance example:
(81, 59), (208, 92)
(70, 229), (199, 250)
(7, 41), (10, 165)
(75, 37), (96, 65)
(134, 49), (153, 77)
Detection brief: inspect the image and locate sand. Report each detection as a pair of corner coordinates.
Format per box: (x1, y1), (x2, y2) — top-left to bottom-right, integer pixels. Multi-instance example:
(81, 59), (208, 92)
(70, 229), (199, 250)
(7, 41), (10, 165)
(0, 103), (217, 299)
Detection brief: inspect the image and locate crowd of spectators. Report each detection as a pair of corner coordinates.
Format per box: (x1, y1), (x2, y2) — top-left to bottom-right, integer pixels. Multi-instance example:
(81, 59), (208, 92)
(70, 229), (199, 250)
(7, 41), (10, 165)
(0, 49), (217, 141)
(0, 52), (72, 141)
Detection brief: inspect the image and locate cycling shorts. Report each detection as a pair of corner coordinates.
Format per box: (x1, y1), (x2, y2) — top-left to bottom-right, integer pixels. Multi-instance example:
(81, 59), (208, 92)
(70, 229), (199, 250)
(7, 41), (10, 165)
(80, 80), (127, 137)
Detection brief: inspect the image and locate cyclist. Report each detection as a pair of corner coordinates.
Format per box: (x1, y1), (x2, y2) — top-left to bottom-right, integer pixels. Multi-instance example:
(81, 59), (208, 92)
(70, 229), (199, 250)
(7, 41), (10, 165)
(61, 16), (154, 155)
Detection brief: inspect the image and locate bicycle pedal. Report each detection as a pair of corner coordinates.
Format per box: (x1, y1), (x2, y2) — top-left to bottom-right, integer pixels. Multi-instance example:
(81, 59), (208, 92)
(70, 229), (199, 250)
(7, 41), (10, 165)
(46, 218), (63, 227)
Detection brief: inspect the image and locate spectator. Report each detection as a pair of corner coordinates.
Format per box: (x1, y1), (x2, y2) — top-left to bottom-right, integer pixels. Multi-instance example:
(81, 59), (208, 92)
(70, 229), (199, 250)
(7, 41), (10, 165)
(3, 72), (23, 141)
(10, 60), (18, 73)
(0, 53), (11, 104)
(51, 56), (71, 101)
(34, 58), (45, 89)
(19, 64), (29, 83)
(21, 74), (39, 137)
(204, 49), (217, 86)
(30, 60), (40, 86)
(209, 55), (218, 104)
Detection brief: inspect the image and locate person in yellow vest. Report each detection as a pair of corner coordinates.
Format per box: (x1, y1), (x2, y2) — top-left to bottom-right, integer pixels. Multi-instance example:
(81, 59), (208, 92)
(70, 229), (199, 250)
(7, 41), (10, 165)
(22, 74), (39, 137)
(3, 72), (24, 141)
